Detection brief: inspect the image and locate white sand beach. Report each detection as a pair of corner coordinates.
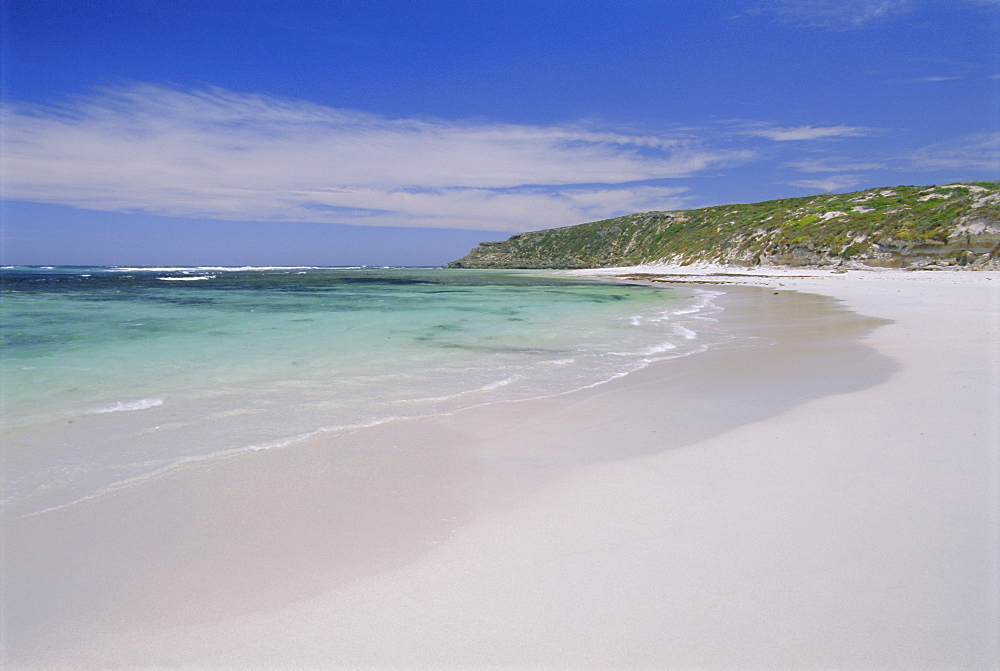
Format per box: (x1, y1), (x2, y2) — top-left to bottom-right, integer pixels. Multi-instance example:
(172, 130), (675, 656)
(3, 268), (998, 669)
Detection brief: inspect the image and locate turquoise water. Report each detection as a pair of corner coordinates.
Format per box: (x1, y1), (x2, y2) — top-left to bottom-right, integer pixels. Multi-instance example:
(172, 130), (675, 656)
(1, 266), (728, 515)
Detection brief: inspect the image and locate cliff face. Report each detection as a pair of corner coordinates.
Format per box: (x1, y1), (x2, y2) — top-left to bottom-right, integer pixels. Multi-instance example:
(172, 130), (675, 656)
(449, 183), (1000, 270)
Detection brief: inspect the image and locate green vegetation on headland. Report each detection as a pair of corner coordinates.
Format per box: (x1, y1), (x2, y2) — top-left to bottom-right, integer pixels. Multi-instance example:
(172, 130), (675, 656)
(449, 183), (1000, 270)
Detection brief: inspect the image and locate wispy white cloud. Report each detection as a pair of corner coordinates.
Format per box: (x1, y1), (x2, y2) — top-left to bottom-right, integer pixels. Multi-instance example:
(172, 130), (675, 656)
(786, 158), (886, 172)
(753, 0), (999, 29)
(787, 175), (864, 192)
(903, 58), (989, 83)
(743, 124), (875, 141)
(908, 75), (966, 83)
(5, 84), (991, 233)
(785, 133), (1000, 187)
(751, 0), (914, 28)
(904, 132), (1000, 172)
(2, 85), (751, 231)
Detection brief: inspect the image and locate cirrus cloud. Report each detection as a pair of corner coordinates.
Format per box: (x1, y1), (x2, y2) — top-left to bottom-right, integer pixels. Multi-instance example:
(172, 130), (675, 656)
(786, 158), (887, 172)
(742, 124), (875, 141)
(786, 175), (865, 192)
(904, 132), (1000, 172)
(2, 85), (754, 231)
(752, 0), (999, 29)
(750, 0), (914, 28)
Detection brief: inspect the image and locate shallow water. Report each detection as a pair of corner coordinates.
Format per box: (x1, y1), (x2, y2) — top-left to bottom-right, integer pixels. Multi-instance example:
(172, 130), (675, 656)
(0, 266), (732, 515)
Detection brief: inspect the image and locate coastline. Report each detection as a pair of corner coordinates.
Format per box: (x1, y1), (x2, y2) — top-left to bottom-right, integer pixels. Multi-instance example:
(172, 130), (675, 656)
(3, 268), (998, 669)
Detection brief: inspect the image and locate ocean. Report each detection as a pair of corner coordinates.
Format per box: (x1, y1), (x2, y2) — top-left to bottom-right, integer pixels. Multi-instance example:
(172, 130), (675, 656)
(0, 266), (731, 516)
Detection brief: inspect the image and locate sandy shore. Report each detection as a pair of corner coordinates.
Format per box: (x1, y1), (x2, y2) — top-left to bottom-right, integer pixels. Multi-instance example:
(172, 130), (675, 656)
(3, 268), (998, 669)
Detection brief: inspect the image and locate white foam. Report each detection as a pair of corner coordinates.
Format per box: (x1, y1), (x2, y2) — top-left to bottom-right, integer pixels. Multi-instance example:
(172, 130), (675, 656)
(640, 341), (679, 356)
(670, 291), (723, 315)
(399, 377), (521, 404)
(639, 342), (677, 356)
(543, 358), (577, 366)
(85, 398), (164, 415)
(157, 275), (215, 281)
(246, 416), (404, 451)
(480, 377), (516, 391)
(629, 289), (723, 325)
(607, 341), (677, 357)
(672, 324), (698, 340)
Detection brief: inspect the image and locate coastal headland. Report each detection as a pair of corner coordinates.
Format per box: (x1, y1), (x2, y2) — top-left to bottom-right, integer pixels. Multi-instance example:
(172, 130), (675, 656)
(450, 182), (1000, 270)
(2, 266), (998, 669)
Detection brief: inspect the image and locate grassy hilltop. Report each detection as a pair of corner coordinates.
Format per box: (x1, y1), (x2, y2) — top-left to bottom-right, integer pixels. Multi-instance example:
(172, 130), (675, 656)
(449, 183), (1000, 270)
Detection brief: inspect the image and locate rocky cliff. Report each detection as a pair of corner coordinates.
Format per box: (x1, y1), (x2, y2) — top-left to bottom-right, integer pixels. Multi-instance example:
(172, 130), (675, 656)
(449, 183), (1000, 270)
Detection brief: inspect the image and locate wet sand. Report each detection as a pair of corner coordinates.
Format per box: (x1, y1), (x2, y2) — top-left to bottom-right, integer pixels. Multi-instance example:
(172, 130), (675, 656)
(2, 271), (997, 669)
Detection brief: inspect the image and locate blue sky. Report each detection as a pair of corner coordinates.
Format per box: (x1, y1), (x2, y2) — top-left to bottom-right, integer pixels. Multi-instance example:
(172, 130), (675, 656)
(2, 0), (998, 266)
